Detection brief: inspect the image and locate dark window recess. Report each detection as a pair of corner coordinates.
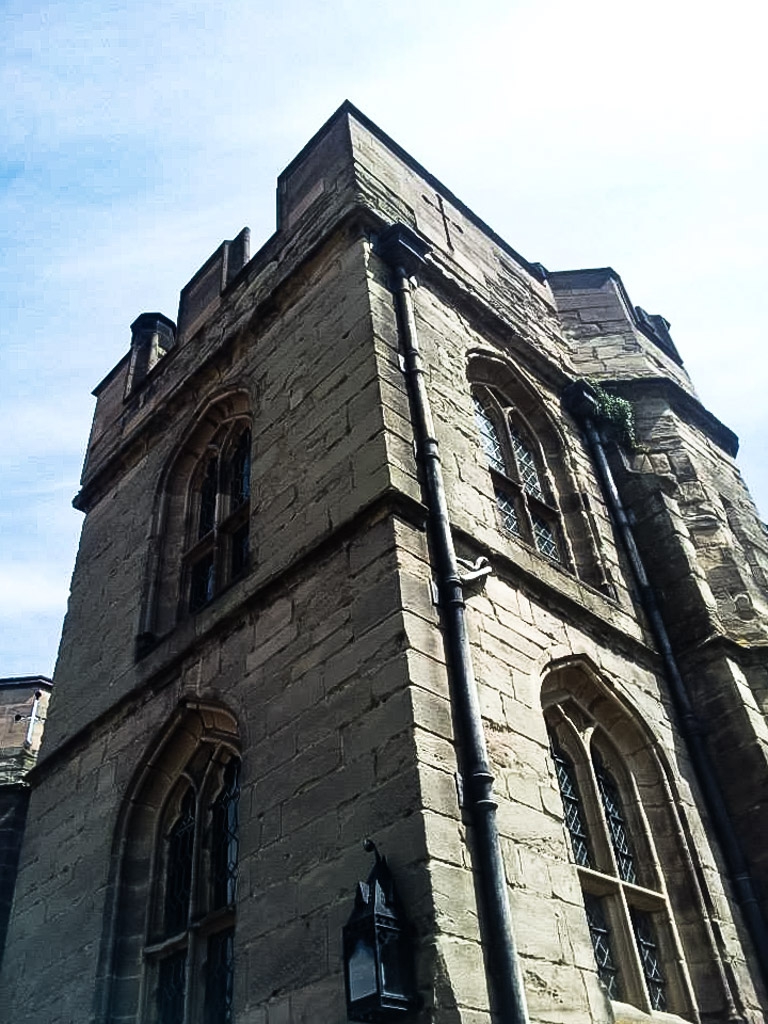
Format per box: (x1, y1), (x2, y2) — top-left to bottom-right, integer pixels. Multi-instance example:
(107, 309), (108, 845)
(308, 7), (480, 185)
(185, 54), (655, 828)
(157, 950), (187, 1024)
(190, 555), (215, 613)
(211, 760), (240, 909)
(205, 928), (236, 1024)
(199, 458), (218, 539)
(593, 752), (637, 884)
(165, 788), (195, 934)
(584, 894), (622, 1000)
(184, 424), (252, 615)
(230, 524), (249, 580)
(229, 430), (251, 507)
(631, 910), (667, 1011)
(550, 738), (592, 867)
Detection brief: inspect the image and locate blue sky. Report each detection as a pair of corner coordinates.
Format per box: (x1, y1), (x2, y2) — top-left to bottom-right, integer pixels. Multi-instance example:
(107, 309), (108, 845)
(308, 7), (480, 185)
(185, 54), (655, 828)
(2, 0), (766, 676)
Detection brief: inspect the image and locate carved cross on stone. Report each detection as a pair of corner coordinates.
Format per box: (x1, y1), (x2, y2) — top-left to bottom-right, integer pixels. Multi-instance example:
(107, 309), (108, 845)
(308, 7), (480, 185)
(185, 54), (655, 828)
(422, 192), (464, 251)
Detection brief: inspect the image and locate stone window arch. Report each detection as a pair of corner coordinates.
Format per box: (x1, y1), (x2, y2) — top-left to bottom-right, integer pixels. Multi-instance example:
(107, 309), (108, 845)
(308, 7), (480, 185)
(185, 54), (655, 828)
(542, 662), (742, 1022)
(143, 392), (252, 640)
(467, 357), (617, 591)
(184, 420), (251, 613)
(472, 384), (563, 562)
(99, 702), (241, 1024)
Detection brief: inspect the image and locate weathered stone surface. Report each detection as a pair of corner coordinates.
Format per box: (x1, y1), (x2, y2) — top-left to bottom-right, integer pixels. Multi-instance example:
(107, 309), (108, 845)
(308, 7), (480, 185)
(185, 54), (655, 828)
(1, 103), (766, 1024)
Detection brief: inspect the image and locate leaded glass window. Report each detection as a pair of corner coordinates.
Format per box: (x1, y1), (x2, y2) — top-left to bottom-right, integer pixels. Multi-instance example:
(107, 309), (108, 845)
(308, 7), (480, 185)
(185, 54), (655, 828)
(190, 554), (215, 613)
(165, 788), (196, 934)
(149, 751), (241, 1024)
(472, 387), (562, 563)
(593, 750), (637, 884)
(494, 486), (520, 537)
(211, 760), (240, 909)
(631, 910), (667, 1011)
(584, 894), (622, 999)
(508, 423), (544, 500)
(205, 928), (236, 1024)
(184, 421), (252, 615)
(473, 398), (506, 473)
(550, 736), (591, 867)
(229, 429), (251, 508)
(157, 950), (187, 1024)
(199, 458), (218, 539)
(532, 514), (559, 561)
(546, 698), (692, 1018)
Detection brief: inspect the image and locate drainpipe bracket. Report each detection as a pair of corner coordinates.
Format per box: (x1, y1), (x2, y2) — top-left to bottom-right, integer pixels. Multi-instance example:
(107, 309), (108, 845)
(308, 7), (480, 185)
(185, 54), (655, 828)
(454, 771), (465, 809)
(457, 555), (493, 588)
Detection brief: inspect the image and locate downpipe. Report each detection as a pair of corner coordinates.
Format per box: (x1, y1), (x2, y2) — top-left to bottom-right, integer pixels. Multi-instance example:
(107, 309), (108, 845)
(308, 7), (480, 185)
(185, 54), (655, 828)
(564, 381), (768, 991)
(377, 224), (529, 1024)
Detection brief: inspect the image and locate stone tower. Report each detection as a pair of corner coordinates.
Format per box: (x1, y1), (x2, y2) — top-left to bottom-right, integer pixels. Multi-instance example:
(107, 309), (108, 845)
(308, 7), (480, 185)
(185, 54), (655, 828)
(1, 103), (766, 1024)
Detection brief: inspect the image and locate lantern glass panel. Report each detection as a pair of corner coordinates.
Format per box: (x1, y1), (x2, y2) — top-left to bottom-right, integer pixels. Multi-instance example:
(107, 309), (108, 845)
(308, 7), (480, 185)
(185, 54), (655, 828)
(379, 927), (408, 998)
(348, 936), (378, 1003)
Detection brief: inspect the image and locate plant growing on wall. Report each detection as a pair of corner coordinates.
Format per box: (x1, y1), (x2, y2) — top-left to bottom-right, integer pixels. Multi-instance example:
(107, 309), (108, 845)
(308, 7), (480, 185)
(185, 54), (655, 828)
(585, 381), (638, 449)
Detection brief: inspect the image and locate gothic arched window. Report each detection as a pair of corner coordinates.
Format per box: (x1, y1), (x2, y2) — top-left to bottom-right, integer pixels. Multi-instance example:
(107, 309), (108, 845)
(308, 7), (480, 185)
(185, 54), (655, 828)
(142, 394), (252, 641)
(473, 386), (561, 561)
(548, 729), (671, 1009)
(101, 705), (241, 1024)
(542, 668), (710, 1019)
(185, 424), (251, 613)
(148, 753), (240, 1024)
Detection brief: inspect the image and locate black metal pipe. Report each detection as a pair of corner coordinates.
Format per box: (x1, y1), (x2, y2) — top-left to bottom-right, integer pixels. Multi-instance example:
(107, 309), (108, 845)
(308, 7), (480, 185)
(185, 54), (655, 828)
(564, 381), (768, 989)
(377, 224), (529, 1024)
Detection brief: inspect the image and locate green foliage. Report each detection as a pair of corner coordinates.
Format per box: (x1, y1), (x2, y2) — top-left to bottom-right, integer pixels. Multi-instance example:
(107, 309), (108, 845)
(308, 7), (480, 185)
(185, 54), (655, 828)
(589, 382), (638, 449)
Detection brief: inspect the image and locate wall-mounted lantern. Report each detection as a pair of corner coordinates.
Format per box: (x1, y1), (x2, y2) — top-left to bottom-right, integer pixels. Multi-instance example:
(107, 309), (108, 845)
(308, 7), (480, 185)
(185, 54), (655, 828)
(343, 839), (417, 1022)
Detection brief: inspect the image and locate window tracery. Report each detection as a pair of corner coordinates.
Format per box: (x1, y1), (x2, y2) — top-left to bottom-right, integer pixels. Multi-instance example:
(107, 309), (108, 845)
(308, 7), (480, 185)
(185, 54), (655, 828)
(143, 393), (252, 641)
(102, 705), (241, 1024)
(472, 387), (562, 563)
(149, 751), (240, 1024)
(543, 667), (702, 1019)
(185, 424), (251, 614)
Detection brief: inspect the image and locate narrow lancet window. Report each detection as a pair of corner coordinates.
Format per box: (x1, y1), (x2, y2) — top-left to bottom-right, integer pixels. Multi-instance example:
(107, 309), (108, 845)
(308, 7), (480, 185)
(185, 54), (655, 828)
(229, 429), (251, 508)
(550, 735), (592, 867)
(631, 911), (667, 1011)
(157, 950), (187, 1024)
(205, 928), (236, 1024)
(584, 894), (622, 1000)
(165, 788), (195, 935)
(108, 709), (241, 1024)
(593, 750), (637, 884)
(182, 418), (252, 615)
(211, 759), (240, 909)
(545, 675), (697, 1018)
(509, 422), (544, 500)
(473, 397), (506, 473)
(199, 458), (218, 539)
